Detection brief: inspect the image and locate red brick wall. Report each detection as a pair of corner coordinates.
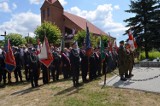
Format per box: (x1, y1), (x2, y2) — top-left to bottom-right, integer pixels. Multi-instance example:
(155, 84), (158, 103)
(41, 1), (64, 34)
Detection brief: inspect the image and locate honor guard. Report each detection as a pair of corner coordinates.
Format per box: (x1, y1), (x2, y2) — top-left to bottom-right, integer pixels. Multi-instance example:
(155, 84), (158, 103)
(118, 41), (127, 81)
(29, 48), (39, 88)
(79, 45), (88, 83)
(70, 42), (80, 87)
(125, 43), (134, 78)
(61, 48), (71, 79)
(13, 47), (23, 82)
(50, 48), (61, 81)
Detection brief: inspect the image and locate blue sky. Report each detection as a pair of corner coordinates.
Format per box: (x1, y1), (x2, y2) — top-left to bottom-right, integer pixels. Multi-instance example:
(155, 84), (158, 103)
(0, 0), (133, 44)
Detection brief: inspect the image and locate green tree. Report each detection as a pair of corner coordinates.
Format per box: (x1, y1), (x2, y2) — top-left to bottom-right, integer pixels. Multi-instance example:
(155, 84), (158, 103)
(124, 0), (160, 58)
(96, 35), (108, 47)
(34, 21), (61, 45)
(0, 40), (5, 47)
(25, 36), (37, 45)
(74, 30), (99, 48)
(5, 33), (26, 46)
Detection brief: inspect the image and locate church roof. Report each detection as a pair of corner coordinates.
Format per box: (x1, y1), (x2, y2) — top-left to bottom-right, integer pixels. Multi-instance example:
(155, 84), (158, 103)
(64, 12), (107, 36)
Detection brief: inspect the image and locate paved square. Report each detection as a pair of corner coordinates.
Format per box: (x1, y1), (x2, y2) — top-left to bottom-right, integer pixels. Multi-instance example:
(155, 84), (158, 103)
(100, 67), (160, 93)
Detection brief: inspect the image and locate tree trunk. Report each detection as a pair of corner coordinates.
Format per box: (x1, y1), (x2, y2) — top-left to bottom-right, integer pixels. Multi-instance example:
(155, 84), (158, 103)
(145, 48), (149, 59)
(145, 42), (149, 59)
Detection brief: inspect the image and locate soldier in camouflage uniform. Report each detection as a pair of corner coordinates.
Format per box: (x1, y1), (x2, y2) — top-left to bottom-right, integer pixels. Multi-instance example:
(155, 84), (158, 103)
(118, 41), (127, 81)
(125, 43), (134, 78)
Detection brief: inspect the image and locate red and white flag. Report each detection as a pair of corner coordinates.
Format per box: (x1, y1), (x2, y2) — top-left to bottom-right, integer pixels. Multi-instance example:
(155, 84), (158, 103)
(36, 39), (41, 56)
(108, 40), (112, 53)
(113, 40), (118, 52)
(39, 36), (53, 68)
(128, 31), (138, 51)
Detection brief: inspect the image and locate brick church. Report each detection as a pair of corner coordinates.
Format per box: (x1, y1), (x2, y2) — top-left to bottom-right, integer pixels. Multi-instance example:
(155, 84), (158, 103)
(41, 0), (113, 47)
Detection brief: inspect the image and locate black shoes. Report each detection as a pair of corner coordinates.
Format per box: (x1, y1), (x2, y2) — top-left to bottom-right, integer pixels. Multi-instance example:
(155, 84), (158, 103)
(120, 77), (127, 81)
(129, 74), (134, 77)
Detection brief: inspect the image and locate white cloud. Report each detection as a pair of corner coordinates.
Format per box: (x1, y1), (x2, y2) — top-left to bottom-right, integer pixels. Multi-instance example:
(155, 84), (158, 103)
(68, 4), (127, 38)
(29, 0), (41, 5)
(0, 11), (41, 37)
(59, 0), (67, 6)
(114, 5), (120, 10)
(0, 2), (11, 12)
(12, 3), (17, 10)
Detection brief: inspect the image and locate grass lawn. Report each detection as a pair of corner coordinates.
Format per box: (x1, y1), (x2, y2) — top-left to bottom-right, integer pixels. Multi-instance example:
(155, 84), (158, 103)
(0, 70), (160, 106)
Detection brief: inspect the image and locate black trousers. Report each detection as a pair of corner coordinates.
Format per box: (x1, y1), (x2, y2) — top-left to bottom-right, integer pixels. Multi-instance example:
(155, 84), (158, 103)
(81, 64), (88, 82)
(62, 65), (70, 79)
(14, 66), (22, 82)
(0, 68), (6, 84)
(103, 61), (106, 75)
(50, 65), (59, 81)
(24, 65), (30, 81)
(30, 69), (39, 87)
(42, 68), (49, 84)
(89, 66), (96, 81)
(72, 65), (79, 86)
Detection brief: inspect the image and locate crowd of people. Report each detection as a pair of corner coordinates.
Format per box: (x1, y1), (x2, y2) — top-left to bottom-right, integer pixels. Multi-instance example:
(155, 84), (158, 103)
(0, 40), (135, 88)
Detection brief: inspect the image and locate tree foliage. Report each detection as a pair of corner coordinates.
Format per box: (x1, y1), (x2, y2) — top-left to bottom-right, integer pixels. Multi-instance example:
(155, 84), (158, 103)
(25, 36), (37, 45)
(124, 0), (160, 58)
(5, 33), (26, 46)
(74, 30), (108, 48)
(96, 35), (109, 47)
(34, 21), (61, 45)
(74, 30), (99, 48)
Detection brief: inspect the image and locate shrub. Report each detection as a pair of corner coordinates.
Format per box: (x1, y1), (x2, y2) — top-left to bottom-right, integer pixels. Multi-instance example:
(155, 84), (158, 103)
(140, 51), (160, 60)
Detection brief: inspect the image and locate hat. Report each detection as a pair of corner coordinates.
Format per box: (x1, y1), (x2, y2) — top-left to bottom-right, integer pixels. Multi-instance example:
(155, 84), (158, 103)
(119, 40), (124, 44)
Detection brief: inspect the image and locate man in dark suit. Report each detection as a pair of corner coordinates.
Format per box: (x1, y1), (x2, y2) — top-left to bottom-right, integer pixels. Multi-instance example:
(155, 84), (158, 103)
(79, 45), (88, 82)
(14, 47), (23, 82)
(29, 48), (39, 88)
(50, 48), (61, 81)
(70, 42), (80, 87)
(0, 50), (6, 85)
(24, 47), (31, 81)
(61, 48), (71, 79)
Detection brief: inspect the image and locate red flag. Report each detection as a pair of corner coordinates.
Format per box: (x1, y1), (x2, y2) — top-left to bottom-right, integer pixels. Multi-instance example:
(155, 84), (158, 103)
(39, 36), (53, 68)
(4, 39), (16, 72)
(108, 40), (112, 53)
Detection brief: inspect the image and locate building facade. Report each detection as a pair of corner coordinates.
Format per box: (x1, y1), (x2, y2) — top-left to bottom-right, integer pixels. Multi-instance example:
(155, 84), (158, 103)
(41, 0), (113, 47)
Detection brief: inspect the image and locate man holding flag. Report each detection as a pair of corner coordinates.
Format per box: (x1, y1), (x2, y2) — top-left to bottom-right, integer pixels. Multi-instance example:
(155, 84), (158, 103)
(85, 23), (95, 81)
(39, 36), (53, 84)
(4, 39), (16, 73)
(125, 30), (137, 78)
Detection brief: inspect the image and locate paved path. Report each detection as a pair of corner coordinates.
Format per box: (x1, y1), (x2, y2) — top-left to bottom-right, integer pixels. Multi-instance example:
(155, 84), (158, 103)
(100, 67), (160, 93)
